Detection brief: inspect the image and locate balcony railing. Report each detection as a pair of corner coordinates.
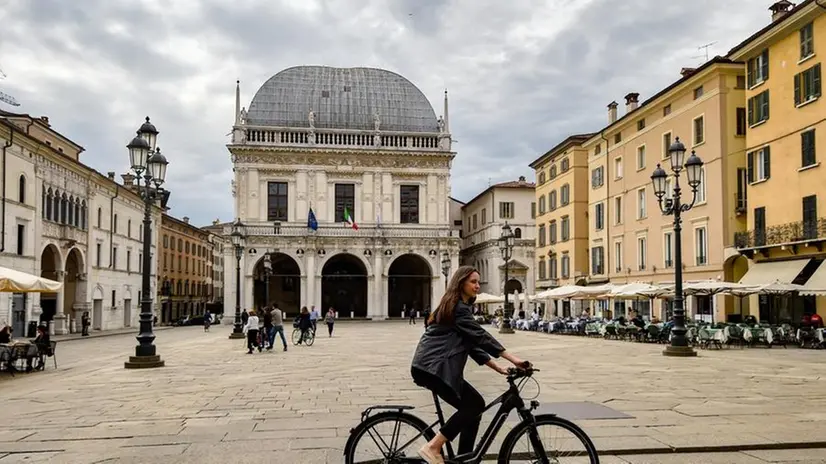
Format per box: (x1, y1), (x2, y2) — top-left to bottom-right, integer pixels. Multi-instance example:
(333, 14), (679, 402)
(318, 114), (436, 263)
(734, 218), (826, 249)
(241, 125), (445, 152)
(243, 223), (458, 239)
(42, 222), (87, 245)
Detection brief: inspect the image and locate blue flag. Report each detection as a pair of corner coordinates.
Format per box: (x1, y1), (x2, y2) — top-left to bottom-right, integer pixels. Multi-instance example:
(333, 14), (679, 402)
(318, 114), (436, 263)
(308, 207), (318, 231)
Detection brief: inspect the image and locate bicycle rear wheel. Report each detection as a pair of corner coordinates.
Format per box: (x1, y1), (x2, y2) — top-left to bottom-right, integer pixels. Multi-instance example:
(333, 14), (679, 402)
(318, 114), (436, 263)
(344, 411), (435, 464)
(305, 330), (315, 346)
(498, 414), (599, 463)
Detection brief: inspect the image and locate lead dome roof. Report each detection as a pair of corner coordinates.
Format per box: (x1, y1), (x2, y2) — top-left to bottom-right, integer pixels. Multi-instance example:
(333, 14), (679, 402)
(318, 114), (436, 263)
(246, 66), (440, 133)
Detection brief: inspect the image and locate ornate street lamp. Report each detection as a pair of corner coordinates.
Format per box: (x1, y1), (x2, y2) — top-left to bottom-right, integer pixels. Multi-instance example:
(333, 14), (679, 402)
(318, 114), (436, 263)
(124, 117), (168, 369)
(651, 137), (704, 357)
(441, 252), (451, 289)
(228, 218), (246, 339)
(498, 222), (515, 334)
(262, 252), (272, 309)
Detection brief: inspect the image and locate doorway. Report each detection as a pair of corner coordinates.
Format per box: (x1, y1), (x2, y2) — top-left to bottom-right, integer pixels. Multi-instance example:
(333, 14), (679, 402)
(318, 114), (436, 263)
(124, 299), (132, 327)
(12, 293), (27, 337)
(93, 299), (103, 330)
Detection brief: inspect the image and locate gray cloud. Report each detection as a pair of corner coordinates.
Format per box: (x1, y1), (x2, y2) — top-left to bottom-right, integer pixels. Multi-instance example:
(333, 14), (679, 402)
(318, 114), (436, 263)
(1, 0), (769, 224)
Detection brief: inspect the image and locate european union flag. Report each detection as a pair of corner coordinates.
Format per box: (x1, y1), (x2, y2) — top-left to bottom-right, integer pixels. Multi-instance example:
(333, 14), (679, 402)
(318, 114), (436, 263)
(308, 207), (318, 231)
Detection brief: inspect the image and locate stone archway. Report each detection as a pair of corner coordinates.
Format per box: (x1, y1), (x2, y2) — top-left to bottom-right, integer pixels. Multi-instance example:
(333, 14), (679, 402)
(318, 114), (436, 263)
(388, 253), (433, 318)
(39, 244), (62, 328)
(724, 254), (751, 320)
(505, 278), (523, 294)
(253, 253), (301, 314)
(64, 247), (86, 332)
(321, 253), (368, 318)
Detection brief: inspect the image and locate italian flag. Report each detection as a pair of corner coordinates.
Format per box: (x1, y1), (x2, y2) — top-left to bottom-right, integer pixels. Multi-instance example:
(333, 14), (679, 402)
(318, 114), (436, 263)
(344, 207), (359, 230)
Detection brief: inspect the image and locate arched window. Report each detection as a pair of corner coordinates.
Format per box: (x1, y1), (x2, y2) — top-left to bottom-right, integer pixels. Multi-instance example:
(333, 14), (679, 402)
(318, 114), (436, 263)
(53, 190), (61, 222)
(60, 193), (68, 224)
(97, 207), (103, 228)
(549, 191), (557, 210)
(81, 200), (87, 230)
(67, 196), (74, 225)
(74, 198), (80, 227)
(538, 171), (546, 184)
(45, 188), (53, 220)
(18, 175), (25, 204)
(514, 228), (522, 238)
(561, 158), (570, 172)
(550, 165), (557, 178)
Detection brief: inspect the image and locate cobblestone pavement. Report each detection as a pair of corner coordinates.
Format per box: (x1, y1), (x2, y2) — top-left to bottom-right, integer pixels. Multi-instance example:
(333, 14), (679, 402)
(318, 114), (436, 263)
(2, 323), (826, 463)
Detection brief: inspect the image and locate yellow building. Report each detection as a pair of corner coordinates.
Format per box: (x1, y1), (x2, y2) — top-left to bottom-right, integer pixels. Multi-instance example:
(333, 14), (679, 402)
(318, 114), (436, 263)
(728, 0), (826, 323)
(529, 134), (594, 297)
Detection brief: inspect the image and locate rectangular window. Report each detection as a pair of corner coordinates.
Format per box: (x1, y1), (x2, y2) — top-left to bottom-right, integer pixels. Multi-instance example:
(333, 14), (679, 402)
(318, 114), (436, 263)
(637, 119), (645, 131)
(800, 22), (814, 60)
(747, 90), (770, 126)
(111, 290), (116, 309)
(549, 256), (558, 279)
(695, 227), (708, 266)
(736, 167), (748, 212)
(499, 202), (514, 219)
(267, 182), (288, 221)
(112, 247), (118, 270)
(531, 202), (536, 219)
(747, 49), (769, 87)
(747, 146), (771, 183)
(803, 195), (818, 240)
(561, 216), (570, 241)
(637, 145), (646, 170)
(754, 206), (766, 246)
(794, 64), (821, 106)
(16, 224), (24, 255)
(538, 224), (546, 247)
(538, 259), (546, 280)
(663, 104), (671, 116)
(662, 132), (672, 158)
(96, 243), (101, 267)
(614, 196), (622, 225)
(481, 208), (487, 224)
(591, 246), (605, 275)
(736, 75), (746, 89)
(591, 166), (604, 188)
(736, 107), (747, 136)
(694, 86), (704, 99)
(400, 185), (420, 224)
(637, 237), (647, 270)
(693, 116), (705, 145)
(334, 183), (355, 223)
(637, 188), (646, 219)
(139, 253), (142, 271)
(614, 133), (622, 144)
(549, 221), (557, 244)
(472, 214), (478, 230)
(595, 202), (604, 230)
(614, 241), (623, 272)
(664, 231), (674, 268)
(802, 129), (817, 167)
(561, 254), (570, 279)
(126, 250), (131, 273)
(614, 157), (623, 179)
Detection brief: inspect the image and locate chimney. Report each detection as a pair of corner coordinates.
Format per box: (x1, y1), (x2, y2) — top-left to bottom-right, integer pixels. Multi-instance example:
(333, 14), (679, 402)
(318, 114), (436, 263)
(183, 216), (190, 224)
(518, 175), (526, 182)
(107, 171), (115, 180)
(607, 101), (618, 124)
(624, 92), (640, 113)
(121, 173), (135, 188)
(40, 116), (50, 126)
(212, 219), (220, 225)
(680, 67), (697, 78)
(769, 1), (794, 22)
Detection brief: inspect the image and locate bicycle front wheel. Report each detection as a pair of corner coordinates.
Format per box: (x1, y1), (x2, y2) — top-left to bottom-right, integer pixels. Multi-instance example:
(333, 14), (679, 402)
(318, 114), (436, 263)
(292, 328), (302, 345)
(498, 414), (599, 463)
(344, 411), (435, 464)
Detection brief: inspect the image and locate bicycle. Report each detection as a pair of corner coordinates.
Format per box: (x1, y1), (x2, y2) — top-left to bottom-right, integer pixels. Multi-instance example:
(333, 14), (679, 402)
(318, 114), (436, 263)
(291, 327), (314, 346)
(343, 366), (599, 463)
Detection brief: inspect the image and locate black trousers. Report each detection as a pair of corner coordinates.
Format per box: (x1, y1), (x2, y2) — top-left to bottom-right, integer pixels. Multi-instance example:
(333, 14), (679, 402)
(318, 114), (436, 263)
(327, 322), (334, 336)
(246, 330), (259, 351)
(412, 369), (485, 455)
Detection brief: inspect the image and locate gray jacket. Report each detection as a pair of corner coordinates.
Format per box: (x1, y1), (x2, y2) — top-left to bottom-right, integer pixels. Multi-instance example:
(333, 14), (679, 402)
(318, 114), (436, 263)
(411, 300), (505, 398)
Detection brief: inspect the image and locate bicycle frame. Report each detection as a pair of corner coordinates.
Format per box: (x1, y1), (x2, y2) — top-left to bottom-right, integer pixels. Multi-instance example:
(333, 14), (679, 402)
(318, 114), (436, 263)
(394, 377), (540, 463)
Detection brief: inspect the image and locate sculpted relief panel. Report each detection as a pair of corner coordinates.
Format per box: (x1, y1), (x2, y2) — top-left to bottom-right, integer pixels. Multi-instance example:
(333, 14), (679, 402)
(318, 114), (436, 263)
(232, 152), (451, 171)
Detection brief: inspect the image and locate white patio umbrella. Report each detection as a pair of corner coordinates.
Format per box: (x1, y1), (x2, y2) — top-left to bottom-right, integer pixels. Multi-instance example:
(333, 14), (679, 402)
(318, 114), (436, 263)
(0, 266), (63, 293)
(683, 280), (759, 296)
(474, 292), (504, 304)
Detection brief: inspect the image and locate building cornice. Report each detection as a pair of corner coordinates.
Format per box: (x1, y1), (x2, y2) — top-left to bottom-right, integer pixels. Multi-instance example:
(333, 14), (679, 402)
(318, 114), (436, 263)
(228, 143), (454, 158)
(728, 0), (822, 60)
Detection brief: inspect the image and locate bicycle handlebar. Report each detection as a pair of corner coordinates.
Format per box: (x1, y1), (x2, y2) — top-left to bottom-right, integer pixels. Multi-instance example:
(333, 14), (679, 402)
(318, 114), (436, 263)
(506, 363), (539, 381)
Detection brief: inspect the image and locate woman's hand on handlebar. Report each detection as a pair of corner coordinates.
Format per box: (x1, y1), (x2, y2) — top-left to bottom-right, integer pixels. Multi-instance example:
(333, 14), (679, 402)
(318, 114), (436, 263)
(485, 359), (509, 375)
(501, 351), (529, 369)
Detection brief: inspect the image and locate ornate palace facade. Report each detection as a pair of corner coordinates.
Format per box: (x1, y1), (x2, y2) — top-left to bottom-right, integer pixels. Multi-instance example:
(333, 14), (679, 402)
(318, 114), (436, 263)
(224, 66), (460, 319)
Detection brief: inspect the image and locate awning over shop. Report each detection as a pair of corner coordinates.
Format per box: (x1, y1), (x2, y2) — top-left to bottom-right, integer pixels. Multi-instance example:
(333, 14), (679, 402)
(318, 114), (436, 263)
(738, 259), (812, 286)
(800, 260), (826, 296)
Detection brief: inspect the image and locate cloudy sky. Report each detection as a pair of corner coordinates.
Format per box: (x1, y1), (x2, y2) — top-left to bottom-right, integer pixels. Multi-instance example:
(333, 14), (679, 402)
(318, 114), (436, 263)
(1, 0), (772, 226)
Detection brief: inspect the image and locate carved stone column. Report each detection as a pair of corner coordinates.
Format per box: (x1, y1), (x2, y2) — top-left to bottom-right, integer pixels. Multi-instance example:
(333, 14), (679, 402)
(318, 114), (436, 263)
(53, 271), (67, 335)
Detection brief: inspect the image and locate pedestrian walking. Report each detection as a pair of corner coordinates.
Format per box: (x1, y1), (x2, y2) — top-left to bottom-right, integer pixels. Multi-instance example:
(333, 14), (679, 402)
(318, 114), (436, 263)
(81, 311), (90, 336)
(203, 309), (211, 332)
(243, 310), (260, 354)
(270, 306), (288, 351)
(408, 305), (416, 325)
(325, 307), (336, 337)
(262, 307), (274, 350)
(310, 306), (320, 334)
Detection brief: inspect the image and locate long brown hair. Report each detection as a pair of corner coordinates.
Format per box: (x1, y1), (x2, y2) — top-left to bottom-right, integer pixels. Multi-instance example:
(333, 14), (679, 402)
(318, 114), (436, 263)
(429, 265), (479, 325)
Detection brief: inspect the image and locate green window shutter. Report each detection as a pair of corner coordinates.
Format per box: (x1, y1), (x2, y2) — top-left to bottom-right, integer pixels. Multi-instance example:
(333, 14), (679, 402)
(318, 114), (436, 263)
(747, 151), (754, 183)
(794, 72), (801, 105)
(764, 146), (771, 180)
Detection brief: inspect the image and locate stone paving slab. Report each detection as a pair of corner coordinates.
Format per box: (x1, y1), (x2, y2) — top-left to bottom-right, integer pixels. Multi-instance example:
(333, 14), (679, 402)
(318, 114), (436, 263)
(2, 324), (826, 463)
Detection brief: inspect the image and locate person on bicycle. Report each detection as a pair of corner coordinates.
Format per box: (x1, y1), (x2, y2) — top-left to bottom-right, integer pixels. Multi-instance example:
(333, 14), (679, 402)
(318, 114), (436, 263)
(297, 306), (312, 344)
(411, 265), (528, 464)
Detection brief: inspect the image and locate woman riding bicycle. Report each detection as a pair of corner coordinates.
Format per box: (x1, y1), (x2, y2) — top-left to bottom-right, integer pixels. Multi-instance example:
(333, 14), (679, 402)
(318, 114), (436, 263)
(411, 265), (529, 464)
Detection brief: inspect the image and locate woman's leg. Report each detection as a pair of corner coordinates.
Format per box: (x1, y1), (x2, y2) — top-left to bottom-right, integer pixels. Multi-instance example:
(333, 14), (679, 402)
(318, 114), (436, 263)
(328, 322), (333, 337)
(419, 379), (485, 457)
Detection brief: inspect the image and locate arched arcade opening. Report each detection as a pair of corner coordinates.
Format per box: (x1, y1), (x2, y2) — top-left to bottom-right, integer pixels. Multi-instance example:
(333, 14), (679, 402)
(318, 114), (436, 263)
(253, 253), (301, 314)
(39, 245), (62, 330)
(388, 254), (432, 318)
(321, 253), (368, 318)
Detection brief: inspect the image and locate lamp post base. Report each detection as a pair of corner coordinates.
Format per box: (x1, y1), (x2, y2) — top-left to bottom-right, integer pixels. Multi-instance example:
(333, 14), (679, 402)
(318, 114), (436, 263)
(498, 321), (514, 334)
(662, 345), (698, 357)
(124, 355), (165, 369)
(228, 331), (245, 340)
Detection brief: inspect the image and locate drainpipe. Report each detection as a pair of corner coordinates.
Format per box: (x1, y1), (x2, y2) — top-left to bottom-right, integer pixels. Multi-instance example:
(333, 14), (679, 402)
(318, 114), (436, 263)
(0, 122), (13, 253)
(110, 184), (120, 267)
